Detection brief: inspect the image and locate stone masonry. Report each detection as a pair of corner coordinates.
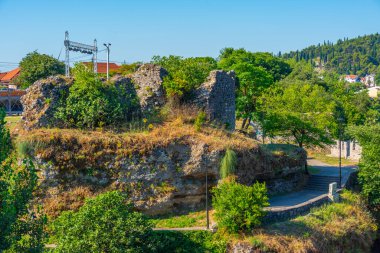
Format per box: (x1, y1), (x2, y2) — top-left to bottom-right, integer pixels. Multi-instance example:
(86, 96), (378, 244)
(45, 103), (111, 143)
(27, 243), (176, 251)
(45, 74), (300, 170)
(194, 70), (236, 130)
(21, 76), (73, 130)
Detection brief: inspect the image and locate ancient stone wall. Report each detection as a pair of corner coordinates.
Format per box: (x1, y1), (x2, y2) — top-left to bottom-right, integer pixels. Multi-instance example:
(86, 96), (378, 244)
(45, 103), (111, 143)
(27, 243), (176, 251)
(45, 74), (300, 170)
(194, 70), (236, 130)
(21, 76), (73, 130)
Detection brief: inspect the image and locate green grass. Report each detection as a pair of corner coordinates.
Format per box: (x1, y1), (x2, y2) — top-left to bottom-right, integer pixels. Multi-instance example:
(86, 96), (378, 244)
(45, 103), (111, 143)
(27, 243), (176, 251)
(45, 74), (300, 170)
(5, 116), (22, 132)
(150, 211), (208, 228)
(260, 144), (300, 156)
(308, 151), (358, 166)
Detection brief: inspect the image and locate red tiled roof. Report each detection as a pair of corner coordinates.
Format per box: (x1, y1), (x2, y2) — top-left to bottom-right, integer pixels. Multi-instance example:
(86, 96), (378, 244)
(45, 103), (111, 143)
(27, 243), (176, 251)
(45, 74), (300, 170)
(345, 75), (358, 79)
(82, 62), (120, 74)
(0, 73), (7, 80)
(1, 68), (20, 82)
(0, 89), (26, 97)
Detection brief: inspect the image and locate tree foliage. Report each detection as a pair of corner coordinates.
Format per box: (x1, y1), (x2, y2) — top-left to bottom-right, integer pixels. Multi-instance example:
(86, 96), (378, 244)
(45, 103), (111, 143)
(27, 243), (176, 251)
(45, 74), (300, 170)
(218, 48), (291, 128)
(17, 51), (65, 88)
(282, 34), (380, 76)
(212, 177), (269, 234)
(55, 64), (139, 129)
(259, 81), (336, 147)
(152, 55), (217, 99)
(0, 155), (46, 252)
(52, 191), (154, 253)
(0, 108), (11, 163)
(348, 125), (380, 212)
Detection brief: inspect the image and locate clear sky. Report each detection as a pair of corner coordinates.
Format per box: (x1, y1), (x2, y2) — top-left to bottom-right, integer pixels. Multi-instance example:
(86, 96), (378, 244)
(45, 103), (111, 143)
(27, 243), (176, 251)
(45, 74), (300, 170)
(1, 0), (380, 71)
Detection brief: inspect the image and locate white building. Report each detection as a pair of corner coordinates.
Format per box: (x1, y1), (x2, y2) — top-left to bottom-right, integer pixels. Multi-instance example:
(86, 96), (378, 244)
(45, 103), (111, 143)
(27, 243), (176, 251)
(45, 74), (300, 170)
(367, 86), (380, 98)
(362, 74), (376, 87)
(344, 75), (360, 83)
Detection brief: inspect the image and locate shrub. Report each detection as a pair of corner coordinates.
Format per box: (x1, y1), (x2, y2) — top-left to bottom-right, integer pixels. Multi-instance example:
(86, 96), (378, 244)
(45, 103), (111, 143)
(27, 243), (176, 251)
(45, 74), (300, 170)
(194, 111), (206, 131)
(212, 178), (269, 234)
(220, 148), (237, 179)
(152, 55), (217, 100)
(0, 155), (46, 252)
(0, 108), (11, 162)
(52, 191), (154, 253)
(55, 64), (139, 129)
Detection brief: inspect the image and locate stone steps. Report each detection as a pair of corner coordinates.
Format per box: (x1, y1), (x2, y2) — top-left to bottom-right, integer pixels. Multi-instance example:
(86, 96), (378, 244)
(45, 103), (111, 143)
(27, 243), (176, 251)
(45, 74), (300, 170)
(304, 175), (340, 192)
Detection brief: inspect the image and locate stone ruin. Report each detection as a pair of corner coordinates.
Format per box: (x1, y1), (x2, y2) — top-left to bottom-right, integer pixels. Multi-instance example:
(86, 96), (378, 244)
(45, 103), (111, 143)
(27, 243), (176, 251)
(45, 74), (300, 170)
(193, 70), (236, 130)
(21, 64), (237, 130)
(21, 76), (73, 130)
(111, 64), (168, 113)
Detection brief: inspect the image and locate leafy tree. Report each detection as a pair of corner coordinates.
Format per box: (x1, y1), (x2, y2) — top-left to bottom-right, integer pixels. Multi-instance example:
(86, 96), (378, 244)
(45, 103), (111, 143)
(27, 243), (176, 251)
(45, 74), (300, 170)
(282, 33), (380, 75)
(376, 71), (380, 85)
(348, 125), (380, 215)
(152, 55), (217, 100)
(52, 191), (154, 253)
(17, 51), (65, 88)
(212, 177), (269, 234)
(218, 48), (291, 129)
(110, 62), (141, 76)
(259, 81), (336, 148)
(0, 155), (46, 252)
(55, 64), (139, 129)
(0, 108), (11, 163)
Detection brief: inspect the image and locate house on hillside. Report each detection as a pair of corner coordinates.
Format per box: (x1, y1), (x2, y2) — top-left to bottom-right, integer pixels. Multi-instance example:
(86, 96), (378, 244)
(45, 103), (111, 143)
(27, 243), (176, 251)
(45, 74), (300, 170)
(82, 62), (120, 74)
(0, 68), (20, 89)
(344, 75), (360, 83)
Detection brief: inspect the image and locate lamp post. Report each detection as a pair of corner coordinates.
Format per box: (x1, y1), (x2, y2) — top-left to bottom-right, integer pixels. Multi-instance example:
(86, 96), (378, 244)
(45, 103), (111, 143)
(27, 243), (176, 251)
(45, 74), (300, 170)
(337, 117), (344, 188)
(103, 43), (111, 81)
(205, 167), (209, 230)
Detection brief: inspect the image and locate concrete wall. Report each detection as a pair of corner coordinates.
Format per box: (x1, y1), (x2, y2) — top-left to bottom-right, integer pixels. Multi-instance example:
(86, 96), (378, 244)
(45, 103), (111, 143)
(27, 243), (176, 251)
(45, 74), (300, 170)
(330, 140), (361, 160)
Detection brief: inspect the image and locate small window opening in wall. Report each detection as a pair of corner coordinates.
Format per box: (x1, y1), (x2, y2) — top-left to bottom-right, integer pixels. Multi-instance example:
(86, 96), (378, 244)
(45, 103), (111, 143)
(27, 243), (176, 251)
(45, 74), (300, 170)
(353, 141), (356, 150)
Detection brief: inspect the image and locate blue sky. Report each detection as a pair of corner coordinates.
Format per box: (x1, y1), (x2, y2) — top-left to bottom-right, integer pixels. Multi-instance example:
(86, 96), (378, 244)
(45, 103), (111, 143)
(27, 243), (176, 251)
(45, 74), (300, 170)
(1, 0), (380, 71)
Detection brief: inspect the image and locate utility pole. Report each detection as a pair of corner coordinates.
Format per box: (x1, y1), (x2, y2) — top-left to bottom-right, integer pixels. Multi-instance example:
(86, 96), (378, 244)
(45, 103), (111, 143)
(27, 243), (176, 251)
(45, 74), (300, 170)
(205, 167), (209, 230)
(103, 43), (111, 81)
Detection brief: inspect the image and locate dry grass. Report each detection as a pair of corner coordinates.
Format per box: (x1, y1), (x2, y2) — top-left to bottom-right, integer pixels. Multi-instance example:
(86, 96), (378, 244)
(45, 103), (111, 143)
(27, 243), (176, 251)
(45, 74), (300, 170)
(307, 149), (358, 166)
(240, 191), (377, 253)
(150, 210), (215, 228)
(16, 117), (258, 171)
(42, 186), (94, 218)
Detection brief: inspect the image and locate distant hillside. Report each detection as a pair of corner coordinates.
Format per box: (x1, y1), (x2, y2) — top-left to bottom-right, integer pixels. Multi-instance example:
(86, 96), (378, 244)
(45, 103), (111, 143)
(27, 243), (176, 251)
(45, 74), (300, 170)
(282, 33), (380, 76)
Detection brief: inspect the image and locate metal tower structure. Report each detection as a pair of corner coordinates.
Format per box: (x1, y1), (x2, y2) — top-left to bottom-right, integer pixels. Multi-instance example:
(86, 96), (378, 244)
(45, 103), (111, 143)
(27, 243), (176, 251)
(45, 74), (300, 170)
(64, 31), (98, 77)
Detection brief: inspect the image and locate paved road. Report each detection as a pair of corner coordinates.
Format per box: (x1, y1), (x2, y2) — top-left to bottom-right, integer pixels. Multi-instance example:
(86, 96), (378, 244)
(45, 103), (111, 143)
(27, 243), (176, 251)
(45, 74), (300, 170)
(269, 158), (357, 208)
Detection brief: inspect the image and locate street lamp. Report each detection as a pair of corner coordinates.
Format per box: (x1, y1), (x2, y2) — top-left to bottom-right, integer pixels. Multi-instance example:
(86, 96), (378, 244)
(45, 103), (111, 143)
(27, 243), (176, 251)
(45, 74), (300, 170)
(337, 117), (345, 188)
(103, 43), (111, 81)
(205, 167), (210, 230)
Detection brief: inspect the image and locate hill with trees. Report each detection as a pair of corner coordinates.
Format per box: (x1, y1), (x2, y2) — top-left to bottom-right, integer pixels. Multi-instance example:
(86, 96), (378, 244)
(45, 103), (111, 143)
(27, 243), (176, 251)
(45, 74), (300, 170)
(282, 33), (380, 77)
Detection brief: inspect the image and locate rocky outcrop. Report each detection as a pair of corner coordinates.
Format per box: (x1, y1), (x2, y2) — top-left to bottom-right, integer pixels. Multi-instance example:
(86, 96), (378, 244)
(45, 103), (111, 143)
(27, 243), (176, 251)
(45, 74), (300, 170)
(194, 70), (236, 130)
(26, 128), (307, 217)
(21, 76), (73, 130)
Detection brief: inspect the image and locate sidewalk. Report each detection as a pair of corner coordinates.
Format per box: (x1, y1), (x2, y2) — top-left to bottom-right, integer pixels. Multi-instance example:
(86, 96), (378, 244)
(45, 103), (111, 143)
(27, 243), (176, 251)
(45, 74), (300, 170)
(269, 159), (357, 208)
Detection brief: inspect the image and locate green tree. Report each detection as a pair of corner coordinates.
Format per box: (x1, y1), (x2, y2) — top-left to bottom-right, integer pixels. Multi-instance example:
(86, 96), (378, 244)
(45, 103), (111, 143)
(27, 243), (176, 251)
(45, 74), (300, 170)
(152, 55), (217, 101)
(212, 177), (269, 234)
(218, 48), (291, 129)
(0, 108), (11, 163)
(55, 64), (139, 129)
(349, 125), (380, 210)
(0, 155), (46, 252)
(52, 191), (154, 253)
(259, 81), (336, 148)
(17, 51), (65, 88)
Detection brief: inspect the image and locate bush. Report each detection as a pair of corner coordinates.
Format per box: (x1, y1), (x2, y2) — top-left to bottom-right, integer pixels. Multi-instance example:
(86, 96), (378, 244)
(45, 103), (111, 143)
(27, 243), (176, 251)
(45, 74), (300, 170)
(0, 108), (11, 163)
(52, 191), (154, 253)
(220, 148), (237, 179)
(55, 64), (139, 129)
(0, 155), (46, 252)
(152, 55), (217, 100)
(212, 178), (269, 234)
(194, 111), (206, 131)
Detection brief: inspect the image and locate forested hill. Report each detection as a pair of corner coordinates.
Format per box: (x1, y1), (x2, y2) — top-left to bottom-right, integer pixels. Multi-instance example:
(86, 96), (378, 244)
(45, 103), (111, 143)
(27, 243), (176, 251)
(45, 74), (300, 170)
(282, 33), (380, 76)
